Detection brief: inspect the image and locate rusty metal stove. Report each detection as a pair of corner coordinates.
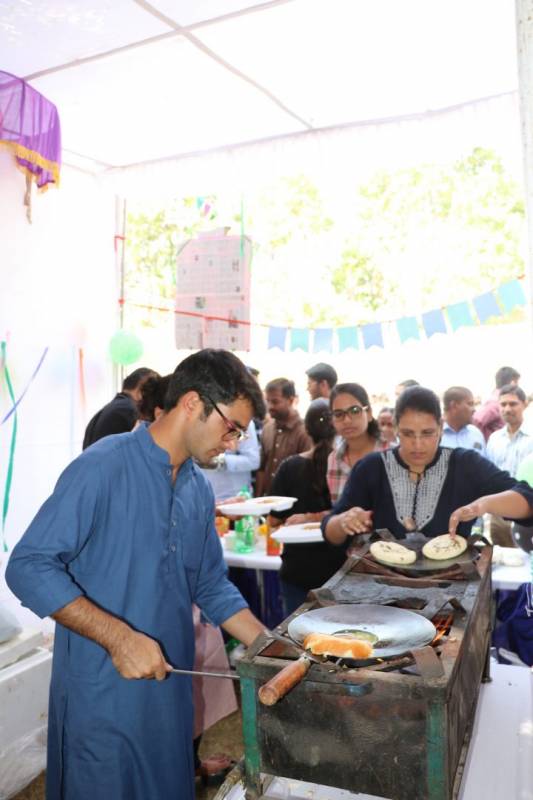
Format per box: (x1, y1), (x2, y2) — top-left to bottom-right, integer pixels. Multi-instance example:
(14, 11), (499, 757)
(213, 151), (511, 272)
(237, 544), (492, 800)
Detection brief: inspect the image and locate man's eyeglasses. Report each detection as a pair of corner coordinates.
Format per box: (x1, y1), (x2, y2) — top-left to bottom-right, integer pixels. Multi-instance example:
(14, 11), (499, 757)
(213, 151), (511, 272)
(203, 395), (248, 442)
(331, 405), (368, 421)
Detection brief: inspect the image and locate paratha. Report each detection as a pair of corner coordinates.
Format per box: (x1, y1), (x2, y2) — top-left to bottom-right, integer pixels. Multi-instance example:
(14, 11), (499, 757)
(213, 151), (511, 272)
(370, 540), (417, 566)
(422, 534), (467, 561)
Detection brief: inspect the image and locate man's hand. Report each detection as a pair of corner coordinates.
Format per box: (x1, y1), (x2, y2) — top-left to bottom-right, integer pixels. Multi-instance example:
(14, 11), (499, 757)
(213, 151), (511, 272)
(109, 629), (172, 681)
(339, 507), (373, 536)
(52, 596), (172, 681)
(448, 500), (485, 536)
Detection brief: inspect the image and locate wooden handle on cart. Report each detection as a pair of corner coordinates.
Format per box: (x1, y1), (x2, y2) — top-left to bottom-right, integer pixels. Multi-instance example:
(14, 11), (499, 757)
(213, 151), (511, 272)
(258, 655), (312, 706)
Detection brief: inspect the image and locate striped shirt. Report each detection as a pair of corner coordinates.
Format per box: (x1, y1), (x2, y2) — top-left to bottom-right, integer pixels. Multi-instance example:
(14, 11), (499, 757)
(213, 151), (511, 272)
(327, 439), (381, 503)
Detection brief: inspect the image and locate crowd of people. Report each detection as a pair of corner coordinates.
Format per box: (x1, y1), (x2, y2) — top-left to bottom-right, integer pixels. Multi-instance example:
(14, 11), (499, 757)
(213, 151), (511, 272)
(81, 358), (533, 617)
(6, 352), (533, 800)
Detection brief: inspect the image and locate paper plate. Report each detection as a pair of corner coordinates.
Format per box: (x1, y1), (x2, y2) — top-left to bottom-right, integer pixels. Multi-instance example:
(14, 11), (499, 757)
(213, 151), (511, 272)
(217, 496), (297, 517)
(271, 523), (324, 544)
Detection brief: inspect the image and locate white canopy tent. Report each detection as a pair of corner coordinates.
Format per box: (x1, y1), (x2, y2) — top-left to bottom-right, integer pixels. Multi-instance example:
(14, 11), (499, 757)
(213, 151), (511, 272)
(0, 0), (521, 173)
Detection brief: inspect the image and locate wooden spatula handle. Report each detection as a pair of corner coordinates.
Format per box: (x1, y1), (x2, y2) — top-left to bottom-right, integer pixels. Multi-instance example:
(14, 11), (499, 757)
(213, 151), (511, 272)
(258, 655), (311, 706)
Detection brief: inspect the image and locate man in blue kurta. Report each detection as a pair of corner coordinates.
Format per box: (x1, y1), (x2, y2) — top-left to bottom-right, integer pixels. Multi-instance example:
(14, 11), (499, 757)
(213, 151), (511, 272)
(6, 349), (267, 800)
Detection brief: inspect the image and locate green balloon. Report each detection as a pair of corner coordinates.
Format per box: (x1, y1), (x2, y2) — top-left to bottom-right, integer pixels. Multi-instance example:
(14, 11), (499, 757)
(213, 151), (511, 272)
(109, 330), (143, 366)
(516, 453), (533, 487)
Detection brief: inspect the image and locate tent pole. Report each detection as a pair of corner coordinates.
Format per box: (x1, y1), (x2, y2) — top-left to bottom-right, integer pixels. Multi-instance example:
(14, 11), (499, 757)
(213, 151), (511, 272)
(516, 0), (533, 338)
(114, 195), (127, 390)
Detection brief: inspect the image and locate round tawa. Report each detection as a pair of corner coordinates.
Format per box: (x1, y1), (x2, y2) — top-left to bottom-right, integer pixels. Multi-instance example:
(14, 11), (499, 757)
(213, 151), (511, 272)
(288, 604), (436, 660)
(367, 532), (477, 576)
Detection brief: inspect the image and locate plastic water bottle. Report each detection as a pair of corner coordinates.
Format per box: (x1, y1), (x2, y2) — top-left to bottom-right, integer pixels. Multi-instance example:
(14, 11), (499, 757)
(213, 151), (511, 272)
(234, 486), (255, 554)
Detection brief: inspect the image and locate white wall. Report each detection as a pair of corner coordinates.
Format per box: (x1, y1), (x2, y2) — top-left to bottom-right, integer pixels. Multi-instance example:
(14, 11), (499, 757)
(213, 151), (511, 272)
(0, 150), (117, 629)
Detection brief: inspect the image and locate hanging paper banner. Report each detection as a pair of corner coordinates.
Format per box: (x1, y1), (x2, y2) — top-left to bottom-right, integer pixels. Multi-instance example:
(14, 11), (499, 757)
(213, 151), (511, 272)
(422, 309), (447, 338)
(497, 280), (526, 313)
(312, 328), (333, 353)
(361, 323), (383, 349)
(337, 327), (359, 352)
(396, 317), (420, 343)
(290, 328), (309, 352)
(446, 301), (475, 332)
(473, 292), (502, 323)
(267, 326), (287, 350)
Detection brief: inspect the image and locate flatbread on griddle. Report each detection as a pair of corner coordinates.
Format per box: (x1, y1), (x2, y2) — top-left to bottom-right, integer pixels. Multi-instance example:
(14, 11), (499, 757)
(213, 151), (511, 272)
(422, 534), (467, 561)
(370, 540), (416, 566)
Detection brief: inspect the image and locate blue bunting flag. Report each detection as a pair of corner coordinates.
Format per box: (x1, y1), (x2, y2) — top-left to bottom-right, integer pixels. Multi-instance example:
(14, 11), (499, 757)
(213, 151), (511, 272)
(361, 322), (384, 349)
(472, 292), (502, 323)
(337, 327), (359, 351)
(267, 326), (287, 350)
(312, 328), (333, 353)
(421, 309), (447, 337)
(446, 301), (475, 332)
(396, 317), (420, 343)
(290, 328), (310, 352)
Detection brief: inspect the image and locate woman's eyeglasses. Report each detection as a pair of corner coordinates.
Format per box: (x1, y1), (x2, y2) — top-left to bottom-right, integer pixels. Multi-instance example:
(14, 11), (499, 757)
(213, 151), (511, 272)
(203, 395), (248, 442)
(398, 429), (439, 442)
(331, 405), (368, 421)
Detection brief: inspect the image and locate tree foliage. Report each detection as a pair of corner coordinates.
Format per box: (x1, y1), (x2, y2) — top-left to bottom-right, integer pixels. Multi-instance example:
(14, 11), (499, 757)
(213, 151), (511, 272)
(330, 147), (525, 321)
(124, 148), (525, 330)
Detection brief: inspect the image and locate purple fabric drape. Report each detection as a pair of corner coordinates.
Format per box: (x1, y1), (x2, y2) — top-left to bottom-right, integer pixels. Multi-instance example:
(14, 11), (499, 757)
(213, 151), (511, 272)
(0, 70), (61, 189)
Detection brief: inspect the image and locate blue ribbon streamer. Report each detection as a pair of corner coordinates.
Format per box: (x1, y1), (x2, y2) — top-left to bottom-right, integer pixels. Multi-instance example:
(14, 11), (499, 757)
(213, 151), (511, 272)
(0, 346), (49, 426)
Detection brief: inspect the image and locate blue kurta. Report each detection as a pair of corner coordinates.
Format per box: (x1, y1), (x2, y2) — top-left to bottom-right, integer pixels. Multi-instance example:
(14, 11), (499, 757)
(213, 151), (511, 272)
(6, 425), (247, 800)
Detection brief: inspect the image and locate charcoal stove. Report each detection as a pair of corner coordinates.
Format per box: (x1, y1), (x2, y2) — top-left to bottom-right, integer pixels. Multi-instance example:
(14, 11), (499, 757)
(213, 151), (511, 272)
(237, 539), (493, 800)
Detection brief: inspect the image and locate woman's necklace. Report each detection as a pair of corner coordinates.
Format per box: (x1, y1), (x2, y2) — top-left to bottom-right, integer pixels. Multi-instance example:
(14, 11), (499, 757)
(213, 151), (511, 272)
(403, 467), (426, 531)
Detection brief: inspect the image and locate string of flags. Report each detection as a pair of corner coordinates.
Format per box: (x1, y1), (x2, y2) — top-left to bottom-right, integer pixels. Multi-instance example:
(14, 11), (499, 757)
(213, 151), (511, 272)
(127, 277), (528, 352)
(266, 279), (527, 352)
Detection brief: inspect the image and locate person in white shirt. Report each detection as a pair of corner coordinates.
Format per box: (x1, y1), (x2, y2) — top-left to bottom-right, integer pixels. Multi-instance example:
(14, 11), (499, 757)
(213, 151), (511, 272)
(441, 386), (486, 455)
(486, 384), (533, 545)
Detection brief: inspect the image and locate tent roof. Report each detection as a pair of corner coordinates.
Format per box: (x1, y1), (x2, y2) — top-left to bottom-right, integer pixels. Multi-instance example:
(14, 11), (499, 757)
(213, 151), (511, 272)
(1, 0), (519, 173)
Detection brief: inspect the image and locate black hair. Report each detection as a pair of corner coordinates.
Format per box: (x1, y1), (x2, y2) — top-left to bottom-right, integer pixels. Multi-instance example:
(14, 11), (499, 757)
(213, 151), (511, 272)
(495, 366), (520, 389)
(442, 386), (473, 411)
(304, 399), (336, 495)
(122, 367), (158, 392)
(265, 377), (296, 399)
(397, 379), (419, 391)
(378, 406), (395, 417)
(499, 384), (526, 403)
(305, 362), (338, 389)
(138, 375), (172, 422)
(395, 386), (441, 424)
(164, 349), (266, 418)
(330, 382), (380, 439)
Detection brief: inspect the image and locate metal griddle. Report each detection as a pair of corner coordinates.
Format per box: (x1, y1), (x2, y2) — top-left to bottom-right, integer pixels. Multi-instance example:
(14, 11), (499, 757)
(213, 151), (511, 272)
(359, 530), (481, 577)
(287, 603), (436, 660)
